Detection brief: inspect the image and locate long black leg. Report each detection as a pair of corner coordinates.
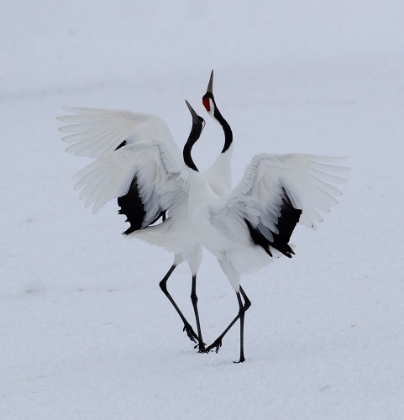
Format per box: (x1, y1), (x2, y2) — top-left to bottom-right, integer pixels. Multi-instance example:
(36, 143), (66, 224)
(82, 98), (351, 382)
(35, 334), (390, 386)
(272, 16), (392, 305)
(191, 275), (205, 351)
(204, 286), (251, 362)
(235, 292), (246, 363)
(159, 265), (198, 344)
(240, 286), (251, 309)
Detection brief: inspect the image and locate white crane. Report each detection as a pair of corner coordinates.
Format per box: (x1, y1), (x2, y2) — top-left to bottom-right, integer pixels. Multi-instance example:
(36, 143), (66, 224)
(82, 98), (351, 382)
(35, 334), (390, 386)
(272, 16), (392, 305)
(57, 72), (232, 352)
(182, 107), (348, 363)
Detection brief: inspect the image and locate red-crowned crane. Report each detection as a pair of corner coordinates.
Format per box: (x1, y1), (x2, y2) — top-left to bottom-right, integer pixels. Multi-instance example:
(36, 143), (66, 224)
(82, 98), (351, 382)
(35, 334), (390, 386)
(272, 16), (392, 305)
(57, 74), (231, 352)
(182, 105), (348, 363)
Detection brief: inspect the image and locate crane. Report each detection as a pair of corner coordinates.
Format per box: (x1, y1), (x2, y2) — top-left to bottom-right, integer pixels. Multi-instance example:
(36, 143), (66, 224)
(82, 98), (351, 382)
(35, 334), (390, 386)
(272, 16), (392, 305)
(182, 104), (348, 363)
(57, 74), (231, 352)
(59, 76), (348, 363)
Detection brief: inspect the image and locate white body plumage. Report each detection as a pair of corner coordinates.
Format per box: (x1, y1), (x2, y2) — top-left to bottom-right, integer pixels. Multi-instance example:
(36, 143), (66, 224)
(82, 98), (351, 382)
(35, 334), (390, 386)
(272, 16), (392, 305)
(58, 107), (233, 276)
(185, 153), (348, 291)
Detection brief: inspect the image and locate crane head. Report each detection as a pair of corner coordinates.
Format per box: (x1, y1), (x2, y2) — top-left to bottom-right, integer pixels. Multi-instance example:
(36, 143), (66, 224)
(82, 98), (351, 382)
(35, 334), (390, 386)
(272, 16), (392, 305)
(185, 100), (206, 130)
(202, 70), (215, 117)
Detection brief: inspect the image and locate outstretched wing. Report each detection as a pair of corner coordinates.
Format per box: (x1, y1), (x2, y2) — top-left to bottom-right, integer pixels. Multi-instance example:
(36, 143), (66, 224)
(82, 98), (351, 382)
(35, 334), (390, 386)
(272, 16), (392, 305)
(72, 139), (188, 233)
(58, 107), (180, 159)
(212, 153), (348, 257)
(58, 107), (188, 234)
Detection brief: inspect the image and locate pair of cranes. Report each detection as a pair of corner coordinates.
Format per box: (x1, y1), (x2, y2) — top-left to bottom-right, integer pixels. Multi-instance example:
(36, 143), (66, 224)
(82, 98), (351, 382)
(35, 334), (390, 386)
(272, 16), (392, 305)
(58, 71), (347, 363)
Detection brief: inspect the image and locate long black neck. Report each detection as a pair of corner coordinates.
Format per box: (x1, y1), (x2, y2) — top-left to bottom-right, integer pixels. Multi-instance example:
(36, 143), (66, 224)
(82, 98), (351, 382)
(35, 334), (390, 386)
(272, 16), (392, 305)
(183, 124), (201, 172)
(212, 100), (232, 154)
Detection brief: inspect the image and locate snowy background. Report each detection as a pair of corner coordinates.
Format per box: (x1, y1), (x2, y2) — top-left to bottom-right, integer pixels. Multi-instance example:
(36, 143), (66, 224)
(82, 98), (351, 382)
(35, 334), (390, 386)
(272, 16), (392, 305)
(1, 0), (404, 419)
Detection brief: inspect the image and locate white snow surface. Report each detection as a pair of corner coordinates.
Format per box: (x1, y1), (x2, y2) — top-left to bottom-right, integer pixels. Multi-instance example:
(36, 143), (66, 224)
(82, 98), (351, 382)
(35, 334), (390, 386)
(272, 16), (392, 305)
(1, 1), (404, 419)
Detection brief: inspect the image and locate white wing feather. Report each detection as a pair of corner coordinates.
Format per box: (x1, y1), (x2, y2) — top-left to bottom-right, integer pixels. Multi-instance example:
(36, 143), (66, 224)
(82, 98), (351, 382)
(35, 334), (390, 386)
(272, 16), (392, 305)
(224, 153), (348, 233)
(72, 140), (187, 218)
(58, 107), (190, 224)
(58, 107), (180, 160)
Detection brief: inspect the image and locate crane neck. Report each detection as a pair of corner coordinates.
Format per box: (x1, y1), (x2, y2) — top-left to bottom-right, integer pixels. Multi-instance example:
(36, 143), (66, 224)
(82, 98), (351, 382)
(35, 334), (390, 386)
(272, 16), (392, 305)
(212, 103), (232, 154)
(183, 123), (201, 172)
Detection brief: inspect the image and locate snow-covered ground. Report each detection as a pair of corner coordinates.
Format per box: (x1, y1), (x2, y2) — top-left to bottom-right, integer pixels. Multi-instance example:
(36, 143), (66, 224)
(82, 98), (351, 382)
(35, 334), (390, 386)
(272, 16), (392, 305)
(1, 1), (404, 419)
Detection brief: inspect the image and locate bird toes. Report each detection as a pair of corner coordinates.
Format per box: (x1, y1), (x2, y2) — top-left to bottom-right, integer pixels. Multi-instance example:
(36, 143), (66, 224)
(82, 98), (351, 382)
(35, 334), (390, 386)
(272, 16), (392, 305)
(194, 342), (207, 352)
(204, 339), (223, 354)
(183, 324), (199, 343)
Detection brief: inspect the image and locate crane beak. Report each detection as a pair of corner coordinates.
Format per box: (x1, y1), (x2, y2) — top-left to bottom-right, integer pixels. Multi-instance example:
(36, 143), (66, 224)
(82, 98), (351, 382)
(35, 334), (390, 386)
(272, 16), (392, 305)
(185, 100), (206, 128)
(206, 70), (214, 94)
(185, 100), (199, 121)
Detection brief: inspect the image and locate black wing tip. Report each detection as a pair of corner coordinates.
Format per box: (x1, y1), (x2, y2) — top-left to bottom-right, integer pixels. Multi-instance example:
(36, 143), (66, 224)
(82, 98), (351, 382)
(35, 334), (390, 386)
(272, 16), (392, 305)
(122, 226), (137, 236)
(117, 176), (146, 234)
(245, 188), (301, 258)
(115, 140), (127, 151)
(118, 176), (167, 235)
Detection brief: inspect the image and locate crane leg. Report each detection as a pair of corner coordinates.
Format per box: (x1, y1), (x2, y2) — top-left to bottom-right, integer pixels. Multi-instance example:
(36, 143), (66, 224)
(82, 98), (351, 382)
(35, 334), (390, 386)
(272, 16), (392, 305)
(191, 275), (206, 351)
(159, 265), (199, 344)
(203, 286), (251, 362)
(235, 290), (247, 363)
